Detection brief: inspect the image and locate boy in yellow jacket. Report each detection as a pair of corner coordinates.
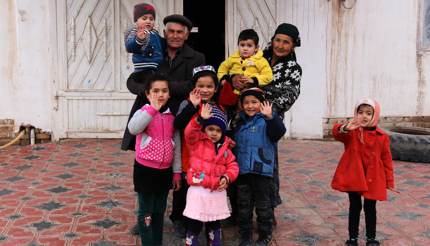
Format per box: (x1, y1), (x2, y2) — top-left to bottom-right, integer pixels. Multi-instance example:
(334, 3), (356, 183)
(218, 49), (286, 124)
(218, 29), (273, 106)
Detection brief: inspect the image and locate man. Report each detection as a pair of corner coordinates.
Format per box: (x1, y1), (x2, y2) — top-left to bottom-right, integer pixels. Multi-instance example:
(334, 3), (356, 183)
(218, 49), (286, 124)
(121, 14), (205, 238)
(160, 14), (205, 238)
(122, 14), (204, 150)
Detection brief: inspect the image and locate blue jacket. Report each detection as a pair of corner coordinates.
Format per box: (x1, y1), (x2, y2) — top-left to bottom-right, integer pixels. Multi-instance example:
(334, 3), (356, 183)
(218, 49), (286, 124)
(234, 112), (286, 177)
(124, 28), (164, 71)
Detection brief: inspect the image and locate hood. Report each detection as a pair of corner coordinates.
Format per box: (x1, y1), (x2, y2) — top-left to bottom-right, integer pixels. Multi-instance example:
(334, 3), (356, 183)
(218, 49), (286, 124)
(353, 98), (380, 127)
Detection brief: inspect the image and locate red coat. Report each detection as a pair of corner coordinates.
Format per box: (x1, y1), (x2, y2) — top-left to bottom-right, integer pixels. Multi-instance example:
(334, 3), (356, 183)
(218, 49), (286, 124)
(184, 119), (239, 190)
(331, 124), (395, 201)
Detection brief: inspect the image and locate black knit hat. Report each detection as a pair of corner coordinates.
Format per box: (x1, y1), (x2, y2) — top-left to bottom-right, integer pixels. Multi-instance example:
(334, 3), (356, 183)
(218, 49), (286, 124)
(133, 3), (156, 22)
(274, 23), (301, 47)
(240, 87), (265, 104)
(163, 14), (193, 31)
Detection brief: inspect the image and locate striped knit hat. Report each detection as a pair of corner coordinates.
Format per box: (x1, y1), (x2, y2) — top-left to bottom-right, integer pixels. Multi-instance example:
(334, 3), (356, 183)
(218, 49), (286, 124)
(202, 106), (227, 133)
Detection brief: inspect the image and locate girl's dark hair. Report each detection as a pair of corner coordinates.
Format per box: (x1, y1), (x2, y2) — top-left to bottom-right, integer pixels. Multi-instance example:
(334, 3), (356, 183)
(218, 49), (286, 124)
(192, 70), (220, 103)
(144, 73), (171, 94)
(238, 29), (259, 45)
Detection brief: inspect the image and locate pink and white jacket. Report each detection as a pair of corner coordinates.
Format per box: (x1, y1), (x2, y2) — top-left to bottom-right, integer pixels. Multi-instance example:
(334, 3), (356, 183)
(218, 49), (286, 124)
(128, 104), (181, 180)
(184, 118), (239, 190)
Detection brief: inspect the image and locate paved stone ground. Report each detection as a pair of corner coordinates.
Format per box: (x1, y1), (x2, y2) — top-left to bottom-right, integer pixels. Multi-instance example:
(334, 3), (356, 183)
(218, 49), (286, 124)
(0, 139), (429, 246)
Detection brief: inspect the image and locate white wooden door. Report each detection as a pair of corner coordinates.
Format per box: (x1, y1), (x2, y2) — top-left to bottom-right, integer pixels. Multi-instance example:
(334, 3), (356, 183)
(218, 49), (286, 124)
(53, 0), (182, 139)
(225, 0), (277, 57)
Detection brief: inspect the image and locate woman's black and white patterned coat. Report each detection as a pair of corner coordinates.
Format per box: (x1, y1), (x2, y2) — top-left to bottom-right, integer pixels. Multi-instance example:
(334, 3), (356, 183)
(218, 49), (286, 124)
(262, 51), (302, 117)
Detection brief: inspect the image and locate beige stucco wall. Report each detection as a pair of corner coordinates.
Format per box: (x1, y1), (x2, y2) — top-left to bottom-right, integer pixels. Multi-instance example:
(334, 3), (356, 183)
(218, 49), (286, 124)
(0, 0), (53, 131)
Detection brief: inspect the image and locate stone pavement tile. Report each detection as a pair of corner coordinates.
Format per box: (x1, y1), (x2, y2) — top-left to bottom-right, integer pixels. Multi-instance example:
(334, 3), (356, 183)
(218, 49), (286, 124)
(0, 237), (35, 246)
(38, 236), (68, 245)
(1, 139), (430, 245)
(5, 226), (34, 238)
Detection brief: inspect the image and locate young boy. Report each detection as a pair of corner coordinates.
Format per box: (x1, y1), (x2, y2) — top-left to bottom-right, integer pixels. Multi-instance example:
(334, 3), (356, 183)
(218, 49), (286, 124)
(124, 2), (163, 72)
(217, 29), (273, 106)
(233, 88), (286, 246)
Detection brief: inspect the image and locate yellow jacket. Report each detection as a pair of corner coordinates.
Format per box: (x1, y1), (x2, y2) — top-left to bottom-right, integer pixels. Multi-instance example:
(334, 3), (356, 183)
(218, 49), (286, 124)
(217, 50), (273, 88)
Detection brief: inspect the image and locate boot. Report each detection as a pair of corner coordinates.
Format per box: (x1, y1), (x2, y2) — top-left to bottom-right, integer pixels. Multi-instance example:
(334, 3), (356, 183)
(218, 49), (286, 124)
(185, 231), (199, 246)
(255, 234), (272, 246)
(206, 228), (221, 246)
(345, 238), (358, 246)
(366, 239), (380, 246)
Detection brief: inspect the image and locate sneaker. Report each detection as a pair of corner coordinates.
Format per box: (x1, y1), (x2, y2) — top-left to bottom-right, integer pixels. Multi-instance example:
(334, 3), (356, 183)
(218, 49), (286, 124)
(238, 238), (253, 246)
(366, 239), (380, 246)
(173, 220), (186, 238)
(130, 223), (139, 235)
(255, 235), (272, 246)
(345, 238), (358, 246)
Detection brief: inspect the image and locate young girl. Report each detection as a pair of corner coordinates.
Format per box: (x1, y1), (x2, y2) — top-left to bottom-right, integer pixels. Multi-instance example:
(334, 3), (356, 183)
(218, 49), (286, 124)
(331, 98), (395, 246)
(183, 103), (239, 246)
(169, 65), (222, 237)
(127, 74), (181, 246)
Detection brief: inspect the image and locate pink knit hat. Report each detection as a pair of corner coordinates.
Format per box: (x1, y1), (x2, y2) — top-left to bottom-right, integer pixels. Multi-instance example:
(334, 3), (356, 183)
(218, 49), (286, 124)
(354, 98), (381, 127)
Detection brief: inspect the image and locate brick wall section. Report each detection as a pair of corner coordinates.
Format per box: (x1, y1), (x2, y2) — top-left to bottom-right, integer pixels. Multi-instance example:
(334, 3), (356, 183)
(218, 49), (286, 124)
(323, 116), (430, 139)
(0, 119), (15, 145)
(0, 119), (51, 146)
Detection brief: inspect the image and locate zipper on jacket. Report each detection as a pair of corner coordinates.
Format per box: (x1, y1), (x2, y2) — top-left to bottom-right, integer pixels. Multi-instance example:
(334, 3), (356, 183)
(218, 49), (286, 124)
(161, 115), (165, 168)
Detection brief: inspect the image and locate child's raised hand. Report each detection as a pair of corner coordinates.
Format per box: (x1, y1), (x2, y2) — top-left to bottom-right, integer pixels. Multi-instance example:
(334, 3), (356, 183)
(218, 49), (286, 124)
(200, 103), (213, 120)
(136, 19), (149, 40)
(147, 93), (162, 111)
(345, 117), (361, 131)
(260, 101), (273, 119)
(189, 88), (202, 107)
(217, 176), (229, 191)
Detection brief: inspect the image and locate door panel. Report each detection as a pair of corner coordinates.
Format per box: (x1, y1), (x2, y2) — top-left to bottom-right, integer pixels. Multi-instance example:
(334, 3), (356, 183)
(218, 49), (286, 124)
(55, 0), (182, 139)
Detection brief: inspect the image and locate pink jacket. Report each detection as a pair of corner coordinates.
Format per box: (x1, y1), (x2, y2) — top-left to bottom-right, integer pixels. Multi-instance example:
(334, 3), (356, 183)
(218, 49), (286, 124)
(128, 104), (181, 179)
(184, 118), (239, 190)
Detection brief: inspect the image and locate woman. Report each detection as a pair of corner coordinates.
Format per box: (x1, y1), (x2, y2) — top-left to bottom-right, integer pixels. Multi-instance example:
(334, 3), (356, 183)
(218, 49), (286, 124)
(263, 23), (302, 211)
(262, 23), (302, 117)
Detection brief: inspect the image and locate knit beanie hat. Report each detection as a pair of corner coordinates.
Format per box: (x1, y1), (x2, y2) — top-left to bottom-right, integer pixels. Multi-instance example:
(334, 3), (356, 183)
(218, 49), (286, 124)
(202, 106), (228, 133)
(274, 23), (301, 47)
(240, 87), (265, 104)
(133, 3), (156, 22)
(354, 98), (381, 127)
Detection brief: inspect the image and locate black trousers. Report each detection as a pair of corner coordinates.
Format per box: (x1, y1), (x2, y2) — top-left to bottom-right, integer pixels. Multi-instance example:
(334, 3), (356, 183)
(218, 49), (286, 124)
(348, 192), (377, 239)
(169, 173), (189, 223)
(237, 174), (274, 239)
